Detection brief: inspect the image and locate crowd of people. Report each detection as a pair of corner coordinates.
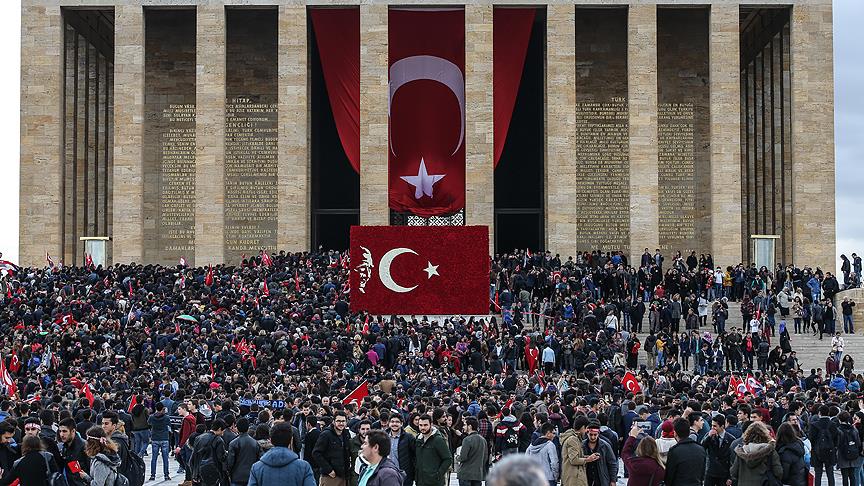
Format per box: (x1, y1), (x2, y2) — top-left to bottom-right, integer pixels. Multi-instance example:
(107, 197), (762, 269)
(0, 248), (859, 486)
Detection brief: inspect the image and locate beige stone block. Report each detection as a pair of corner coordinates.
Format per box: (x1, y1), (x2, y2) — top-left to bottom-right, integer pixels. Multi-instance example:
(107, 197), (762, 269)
(710, 3), (743, 267)
(465, 5), (494, 253)
(791, 2), (835, 272)
(112, 5), (144, 264)
(19, 5), (63, 267)
(278, 5), (309, 252)
(546, 4), (577, 257)
(195, 4), (225, 265)
(628, 3), (659, 263)
(360, 4), (389, 226)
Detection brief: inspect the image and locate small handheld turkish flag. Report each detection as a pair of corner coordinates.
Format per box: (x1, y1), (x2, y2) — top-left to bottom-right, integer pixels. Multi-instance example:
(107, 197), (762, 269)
(622, 371), (641, 394)
(342, 381), (369, 406)
(349, 226), (489, 315)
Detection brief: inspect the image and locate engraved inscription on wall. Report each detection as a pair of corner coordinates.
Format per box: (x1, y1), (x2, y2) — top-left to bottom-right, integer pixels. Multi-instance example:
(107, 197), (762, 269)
(160, 104), (196, 253)
(658, 102), (696, 251)
(224, 97), (278, 254)
(574, 98), (630, 251)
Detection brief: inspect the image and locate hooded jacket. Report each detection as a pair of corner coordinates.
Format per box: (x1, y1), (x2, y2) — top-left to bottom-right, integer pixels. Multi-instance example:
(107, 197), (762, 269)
(730, 442), (782, 486)
(88, 452), (122, 486)
(361, 457), (406, 486)
(777, 440), (807, 486)
(248, 446), (315, 486)
(526, 436), (559, 481)
(560, 429), (588, 486)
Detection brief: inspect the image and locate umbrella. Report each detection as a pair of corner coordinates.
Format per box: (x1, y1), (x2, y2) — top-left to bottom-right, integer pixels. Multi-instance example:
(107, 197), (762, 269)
(176, 315), (198, 323)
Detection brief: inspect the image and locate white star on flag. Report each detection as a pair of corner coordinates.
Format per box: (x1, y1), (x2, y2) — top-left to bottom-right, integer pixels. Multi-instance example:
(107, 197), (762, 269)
(424, 261), (439, 279)
(400, 158), (445, 199)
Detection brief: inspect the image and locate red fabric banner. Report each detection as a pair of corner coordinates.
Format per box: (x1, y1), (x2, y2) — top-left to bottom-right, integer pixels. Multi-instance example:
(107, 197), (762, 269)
(349, 225), (489, 315)
(493, 8), (535, 167)
(310, 8), (360, 173)
(388, 9), (465, 217)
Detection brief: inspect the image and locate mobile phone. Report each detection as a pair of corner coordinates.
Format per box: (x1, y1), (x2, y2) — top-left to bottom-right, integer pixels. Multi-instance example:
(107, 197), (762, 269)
(636, 421), (653, 434)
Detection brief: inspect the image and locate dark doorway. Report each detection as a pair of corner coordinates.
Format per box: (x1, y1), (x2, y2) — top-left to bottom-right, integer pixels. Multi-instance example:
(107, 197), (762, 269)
(494, 8), (545, 254)
(309, 9), (360, 251)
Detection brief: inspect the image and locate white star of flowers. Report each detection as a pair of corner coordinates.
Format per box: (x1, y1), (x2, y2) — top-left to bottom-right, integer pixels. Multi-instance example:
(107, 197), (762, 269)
(400, 158), (446, 199)
(424, 261), (439, 279)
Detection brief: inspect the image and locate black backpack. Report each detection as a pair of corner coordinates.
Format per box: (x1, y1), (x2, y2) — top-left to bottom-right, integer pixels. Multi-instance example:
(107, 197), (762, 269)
(115, 435), (145, 486)
(815, 425), (837, 462)
(502, 424), (519, 450)
(840, 426), (861, 461)
(194, 436), (223, 486)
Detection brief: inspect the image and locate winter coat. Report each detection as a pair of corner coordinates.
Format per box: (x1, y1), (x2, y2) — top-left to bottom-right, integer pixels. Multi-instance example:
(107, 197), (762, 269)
(560, 429), (589, 486)
(701, 430), (734, 478)
(0, 450), (57, 486)
(666, 438), (707, 486)
(621, 436), (664, 486)
(248, 447), (315, 486)
(526, 436), (559, 481)
(835, 423), (864, 469)
(148, 410), (171, 442)
(582, 436), (618, 486)
(777, 440), (807, 486)
(361, 458), (405, 486)
(60, 435), (91, 486)
(415, 430), (453, 486)
(312, 426), (351, 478)
(227, 433), (262, 485)
(730, 442), (782, 486)
(88, 452), (122, 486)
(455, 432), (487, 482)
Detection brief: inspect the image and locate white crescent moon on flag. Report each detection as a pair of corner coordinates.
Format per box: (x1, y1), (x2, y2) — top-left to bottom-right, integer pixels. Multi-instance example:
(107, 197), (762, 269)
(388, 55), (465, 156)
(379, 248), (418, 293)
(625, 380), (638, 392)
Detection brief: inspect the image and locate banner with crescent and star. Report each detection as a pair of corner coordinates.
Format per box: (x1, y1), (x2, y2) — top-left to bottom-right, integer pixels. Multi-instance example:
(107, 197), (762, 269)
(349, 226), (489, 315)
(388, 8), (466, 217)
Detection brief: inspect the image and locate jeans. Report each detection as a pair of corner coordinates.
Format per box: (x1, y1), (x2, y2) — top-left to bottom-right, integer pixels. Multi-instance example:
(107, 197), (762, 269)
(151, 440), (170, 478)
(843, 467), (859, 486)
(132, 430), (151, 458)
(845, 314), (855, 333)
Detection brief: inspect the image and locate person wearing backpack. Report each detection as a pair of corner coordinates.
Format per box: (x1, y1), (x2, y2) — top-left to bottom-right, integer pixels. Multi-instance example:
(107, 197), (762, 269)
(836, 412), (863, 486)
(190, 418), (228, 486)
(102, 411), (145, 486)
(81, 427), (124, 486)
(0, 435), (58, 486)
(809, 405), (839, 486)
(493, 407), (524, 457)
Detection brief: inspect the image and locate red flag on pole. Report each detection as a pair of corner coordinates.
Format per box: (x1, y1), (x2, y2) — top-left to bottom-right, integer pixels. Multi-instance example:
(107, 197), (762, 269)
(294, 270), (300, 292)
(0, 357), (15, 398)
(84, 383), (95, 407)
(262, 279), (270, 297)
(496, 398), (514, 419)
(622, 371), (642, 394)
(261, 251), (273, 267)
(342, 381), (369, 406)
(128, 395), (138, 413)
(205, 265), (214, 286)
(535, 370), (545, 389)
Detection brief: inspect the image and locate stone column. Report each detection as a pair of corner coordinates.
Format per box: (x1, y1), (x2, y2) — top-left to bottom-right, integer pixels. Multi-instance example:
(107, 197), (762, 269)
(278, 6), (308, 252)
(195, 4), (225, 265)
(546, 5), (577, 257)
(465, 5), (494, 253)
(112, 5), (145, 264)
(628, 4), (659, 262)
(791, 2), (835, 271)
(359, 4), (389, 226)
(709, 4), (743, 268)
(20, 5), (63, 267)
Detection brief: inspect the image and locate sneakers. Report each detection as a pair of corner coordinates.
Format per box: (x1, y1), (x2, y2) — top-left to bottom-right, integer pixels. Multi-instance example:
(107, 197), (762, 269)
(165, 476), (171, 481)
(149, 477), (155, 482)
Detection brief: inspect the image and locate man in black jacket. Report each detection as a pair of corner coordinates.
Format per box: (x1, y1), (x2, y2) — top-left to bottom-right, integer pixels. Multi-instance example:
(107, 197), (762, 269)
(701, 414), (733, 486)
(190, 418), (228, 486)
(58, 417), (90, 486)
(313, 411), (352, 486)
(0, 421), (19, 480)
(387, 415), (416, 486)
(666, 417), (706, 486)
(303, 415), (322, 483)
(226, 418), (260, 486)
(810, 405), (839, 486)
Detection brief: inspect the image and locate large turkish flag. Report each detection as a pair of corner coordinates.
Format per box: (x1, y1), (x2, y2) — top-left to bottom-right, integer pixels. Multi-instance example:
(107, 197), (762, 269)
(349, 226), (489, 315)
(388, 9), (465, 217)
